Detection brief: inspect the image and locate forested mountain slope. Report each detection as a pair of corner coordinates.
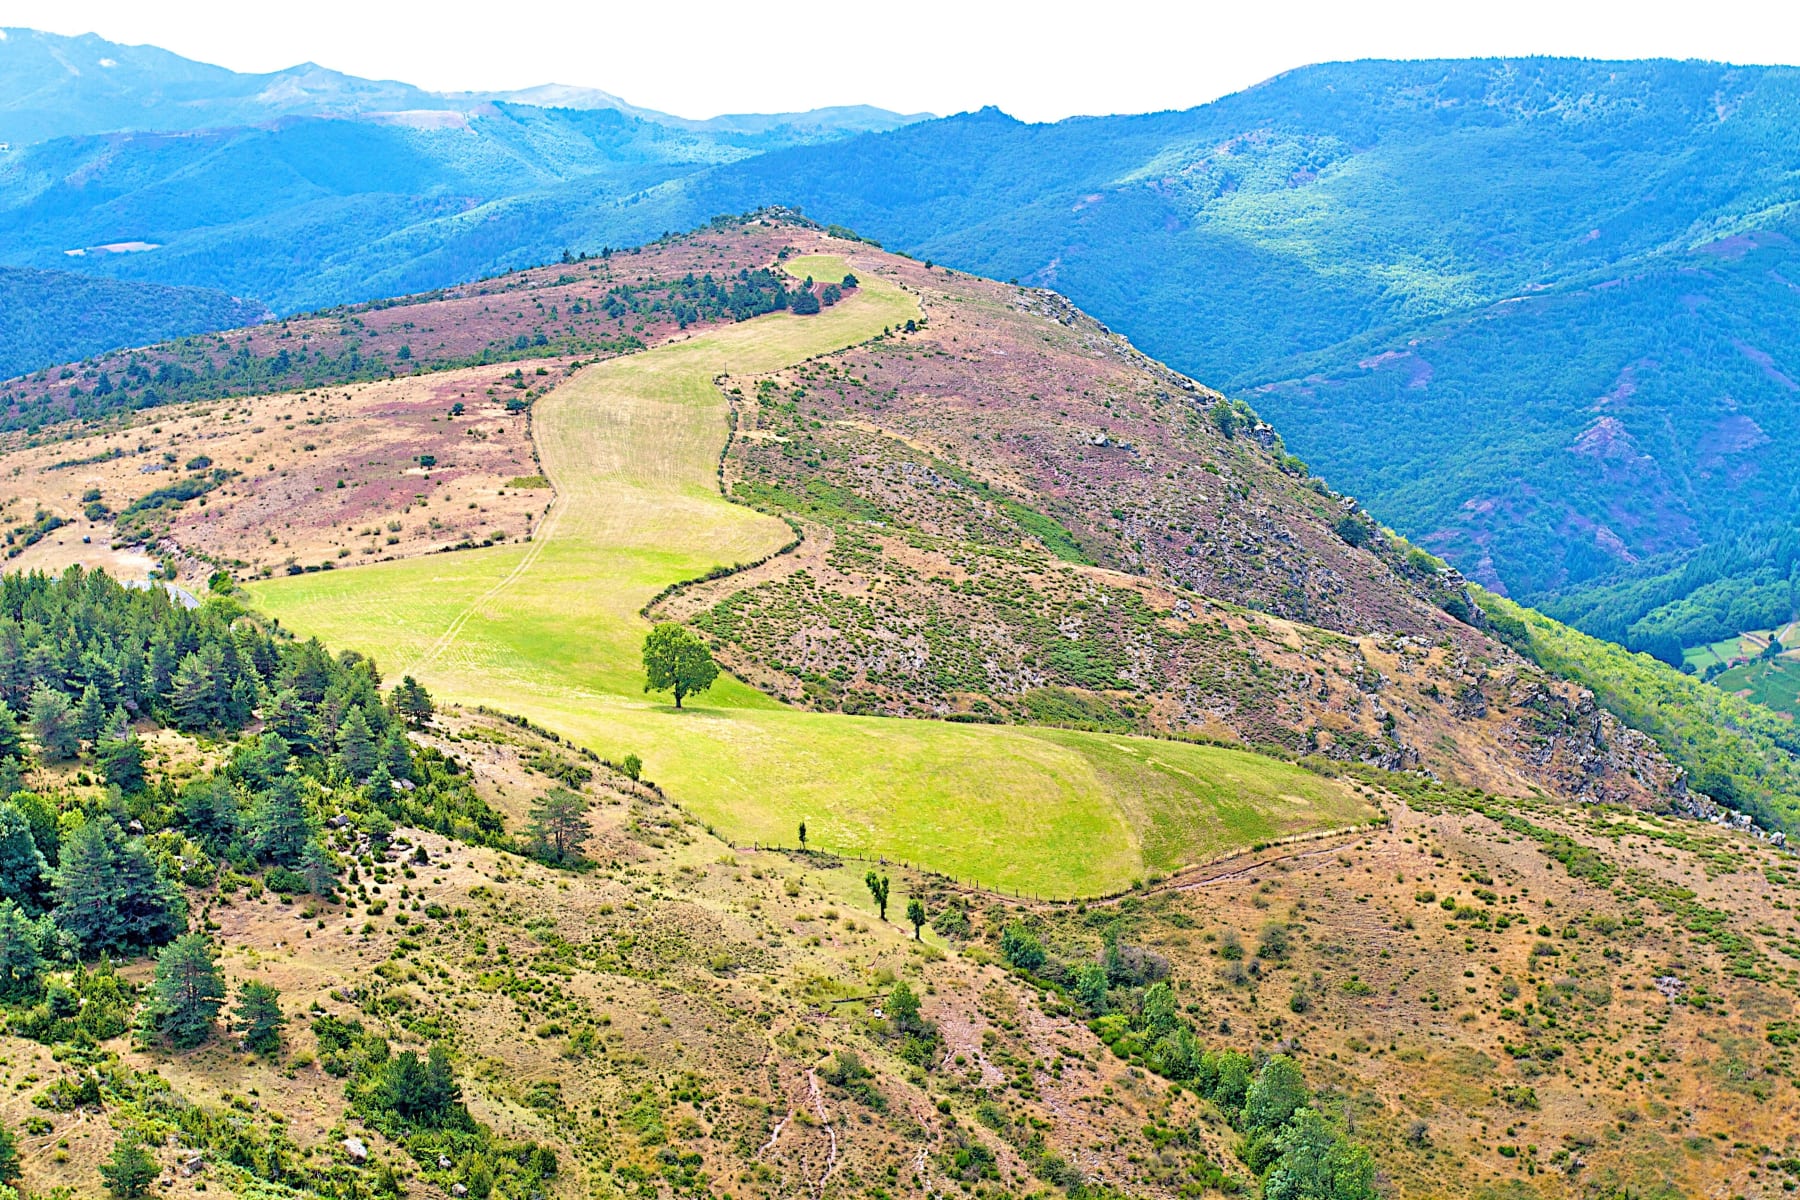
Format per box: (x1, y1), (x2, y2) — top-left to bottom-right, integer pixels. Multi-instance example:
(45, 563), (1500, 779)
(0, 266), (268, 380)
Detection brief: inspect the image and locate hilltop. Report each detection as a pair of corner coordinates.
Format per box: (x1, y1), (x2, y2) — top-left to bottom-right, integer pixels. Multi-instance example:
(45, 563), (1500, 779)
(4, 214), (1800, 1200)
(0, 216), (1732, 845)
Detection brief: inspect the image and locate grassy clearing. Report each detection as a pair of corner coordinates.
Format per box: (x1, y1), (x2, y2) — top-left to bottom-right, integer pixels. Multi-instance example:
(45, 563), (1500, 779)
(251, 254), (1371, 896)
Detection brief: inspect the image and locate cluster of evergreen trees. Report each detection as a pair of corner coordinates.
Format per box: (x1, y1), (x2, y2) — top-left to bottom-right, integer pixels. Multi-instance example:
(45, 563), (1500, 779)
(598, 267), (801, 328)
(0, 566), (412, 787)
(0, 568), (518, 998)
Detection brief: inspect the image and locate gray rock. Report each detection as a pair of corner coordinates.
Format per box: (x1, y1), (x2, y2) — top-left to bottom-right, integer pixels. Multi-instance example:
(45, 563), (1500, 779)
(343, 1136), (368, 1163)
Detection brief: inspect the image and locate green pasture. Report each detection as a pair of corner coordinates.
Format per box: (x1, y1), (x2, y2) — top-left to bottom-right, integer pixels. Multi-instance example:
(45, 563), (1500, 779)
(251, 255), (1372, 895)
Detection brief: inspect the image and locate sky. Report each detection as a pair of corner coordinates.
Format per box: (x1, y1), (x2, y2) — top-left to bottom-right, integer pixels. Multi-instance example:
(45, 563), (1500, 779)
(7, 0), (1800, 123)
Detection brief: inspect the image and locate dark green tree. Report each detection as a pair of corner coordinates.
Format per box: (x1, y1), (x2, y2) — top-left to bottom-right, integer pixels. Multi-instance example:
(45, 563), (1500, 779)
(75, 682), (107, 744)
(168, 652), (215, 727)
(52, 818), (185, 954)
(798, 820), (807, 851)
(906, 897), (926, 940)
(100, 1138), (158, 1200)
(0, 700), (24, 760)
(97, 732), (146, 793)
(335, 706), (377, 779)
(27, 683), (78, 760)
(0, 1115), (19, 1183)
(641, 623), (719, 709)
(1000, 922), (1046, 971)
(391, 676), (434, 727)
(178, 778), (241, 855)
(887, 981), (922, 1031)
(248, 780), (310, 865)
(0, 801), (46, 907)
(300, 839), (337, 896)
(864, 871), (890, 921)
(379, 730), (412, 782)
(370, 1044), (462, 1127)
(527, 787), (590, 865)
(234, 979), (287, 1053)
(148, 933), (225, 1048)
(264, 688), (316, 752)
(0, 901), (44, 999)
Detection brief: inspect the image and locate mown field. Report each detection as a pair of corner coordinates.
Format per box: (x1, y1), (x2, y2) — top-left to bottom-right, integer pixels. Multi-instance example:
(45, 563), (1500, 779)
(251, 253), (1372, 896)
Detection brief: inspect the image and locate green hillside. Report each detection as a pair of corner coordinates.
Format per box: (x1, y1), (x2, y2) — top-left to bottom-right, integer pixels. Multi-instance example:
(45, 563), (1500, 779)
(248, 256), (1372, 895)
(1478, 590), (1800, 832)
(0, 266), (269, 381)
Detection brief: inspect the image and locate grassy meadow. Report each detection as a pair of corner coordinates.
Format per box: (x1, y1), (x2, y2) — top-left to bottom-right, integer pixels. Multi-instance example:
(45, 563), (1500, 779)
(251, 255), (1372, 895)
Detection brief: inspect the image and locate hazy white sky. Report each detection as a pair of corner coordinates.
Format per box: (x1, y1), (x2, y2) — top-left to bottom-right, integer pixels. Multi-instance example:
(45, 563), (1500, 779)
(9, 0), (1800, 122)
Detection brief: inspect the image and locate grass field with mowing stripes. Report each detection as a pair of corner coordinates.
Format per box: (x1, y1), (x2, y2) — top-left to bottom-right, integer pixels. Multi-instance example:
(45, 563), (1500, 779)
(251, 254), (1374, 895)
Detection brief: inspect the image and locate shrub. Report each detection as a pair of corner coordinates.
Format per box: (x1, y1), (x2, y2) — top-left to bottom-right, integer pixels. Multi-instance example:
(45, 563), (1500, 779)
(1000, 922), (1046, 971)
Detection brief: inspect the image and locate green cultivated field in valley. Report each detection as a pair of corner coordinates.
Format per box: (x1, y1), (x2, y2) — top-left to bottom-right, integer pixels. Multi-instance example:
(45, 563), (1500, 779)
(251, 255), (1371, 895)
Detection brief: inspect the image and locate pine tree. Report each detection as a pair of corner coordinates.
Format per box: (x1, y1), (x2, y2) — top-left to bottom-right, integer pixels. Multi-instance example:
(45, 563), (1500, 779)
(0, 901), (44, 999)
(379, 730), (413, 782)
(149, 933), (225, 1048)
(97, 732), (146, 793)
(0, 700), (23, 760)
(264, 688), (316, 752)
(249, 780), (310, 866)
(52, 819), (184, 955)
(336, 707), (377, 779)
(100, 1138), (158, 1200)
(392, 675), (434, 727)
(75, 682), (106, 744)
(27, 683), (79, 761)
(527, 787), (590, 865)
(0, 1112), (20, 1182)
(50, 819), (118, 950)
(233, 979), (286, 1053)
(169, 652), (214, 727)
(226, 676), (257, 728)
(0, 802), (46, 908)
(146, 633), (178, 701)
(300, 839), (336, 896)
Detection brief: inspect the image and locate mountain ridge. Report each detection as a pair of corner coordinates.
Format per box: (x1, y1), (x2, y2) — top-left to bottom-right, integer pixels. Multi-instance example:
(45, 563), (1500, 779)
(0, 26), (931, 145)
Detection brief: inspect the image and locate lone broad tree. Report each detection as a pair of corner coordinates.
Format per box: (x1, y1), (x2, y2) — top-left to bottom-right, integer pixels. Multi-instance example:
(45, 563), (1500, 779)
(642, 623), (719, 709)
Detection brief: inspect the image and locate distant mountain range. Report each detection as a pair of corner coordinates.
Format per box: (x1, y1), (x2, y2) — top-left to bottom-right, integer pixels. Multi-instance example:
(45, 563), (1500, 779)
(6, 42), (1800, 666)
(0, 27), (929, 144)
